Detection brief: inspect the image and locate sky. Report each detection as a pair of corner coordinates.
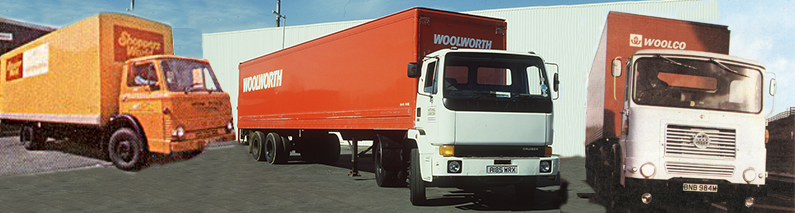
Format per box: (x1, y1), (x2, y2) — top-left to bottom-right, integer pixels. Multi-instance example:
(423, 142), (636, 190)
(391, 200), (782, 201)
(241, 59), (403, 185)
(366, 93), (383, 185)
(1, 0), (793, 116)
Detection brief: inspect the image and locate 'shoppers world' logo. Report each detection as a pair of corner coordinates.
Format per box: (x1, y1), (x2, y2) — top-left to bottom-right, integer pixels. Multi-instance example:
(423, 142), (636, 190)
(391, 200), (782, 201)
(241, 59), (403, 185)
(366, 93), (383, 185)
(114, 25), (164, 62)
(6, 43), (49, 81)
(5, 53), (23, 81)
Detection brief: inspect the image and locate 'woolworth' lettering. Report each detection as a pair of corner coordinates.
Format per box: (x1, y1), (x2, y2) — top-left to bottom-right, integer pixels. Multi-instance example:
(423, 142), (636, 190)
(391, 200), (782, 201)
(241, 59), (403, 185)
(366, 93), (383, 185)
(243, 69), (283, 93)
(433, 34), (493, 49)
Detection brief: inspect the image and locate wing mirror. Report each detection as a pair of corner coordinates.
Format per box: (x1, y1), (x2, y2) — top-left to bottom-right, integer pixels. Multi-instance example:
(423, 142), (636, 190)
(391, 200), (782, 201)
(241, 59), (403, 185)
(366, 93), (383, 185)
(553, 73), (560, 92)
(407, 62), (420, 78)
(611, 57), (622, 77)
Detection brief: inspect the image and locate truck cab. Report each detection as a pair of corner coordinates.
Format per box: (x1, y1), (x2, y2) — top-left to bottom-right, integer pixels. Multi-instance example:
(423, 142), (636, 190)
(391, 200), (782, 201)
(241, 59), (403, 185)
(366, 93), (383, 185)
(609, 49), (773, 211)
(406, 48), (560, 204)
(117, 55), (235, 164)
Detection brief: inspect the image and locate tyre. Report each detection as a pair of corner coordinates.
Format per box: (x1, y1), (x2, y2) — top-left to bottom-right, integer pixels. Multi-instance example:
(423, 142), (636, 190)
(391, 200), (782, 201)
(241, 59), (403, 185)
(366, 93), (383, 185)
(251, 131), (266, 161)
(108, 128), (146, 171)
(515, 178), (538, 204)
(20, 125), (45, 150)
(375, 141), (404, 187)
(264, 132), (288, 164)
(298, 133), (340, 164)
(409, 148), (426, 205)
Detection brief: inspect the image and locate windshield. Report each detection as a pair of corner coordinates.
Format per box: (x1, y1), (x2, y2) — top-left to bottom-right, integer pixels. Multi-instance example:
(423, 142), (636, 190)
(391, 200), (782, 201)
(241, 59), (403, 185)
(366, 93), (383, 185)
(161, 59), (222, 92)
(632, 56), (762, 113)
(441, 52), (552, 113)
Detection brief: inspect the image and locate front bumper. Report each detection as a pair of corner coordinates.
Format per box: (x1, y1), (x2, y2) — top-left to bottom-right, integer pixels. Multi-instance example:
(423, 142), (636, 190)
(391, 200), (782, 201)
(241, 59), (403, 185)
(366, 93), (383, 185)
(624, 177), (765, 202)
(428, 156), (559, 186)
(148, 132), (236, 154)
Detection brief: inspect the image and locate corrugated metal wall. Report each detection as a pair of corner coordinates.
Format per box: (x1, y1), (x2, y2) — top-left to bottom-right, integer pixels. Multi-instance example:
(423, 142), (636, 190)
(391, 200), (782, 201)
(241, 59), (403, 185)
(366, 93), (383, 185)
(203, 0), (719, 157)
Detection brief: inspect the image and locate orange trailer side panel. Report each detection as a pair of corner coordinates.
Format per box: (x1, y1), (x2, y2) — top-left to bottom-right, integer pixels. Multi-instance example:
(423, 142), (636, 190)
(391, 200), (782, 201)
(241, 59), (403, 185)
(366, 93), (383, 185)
(585, 12), (730, 143)
(238, 7), (506, 130)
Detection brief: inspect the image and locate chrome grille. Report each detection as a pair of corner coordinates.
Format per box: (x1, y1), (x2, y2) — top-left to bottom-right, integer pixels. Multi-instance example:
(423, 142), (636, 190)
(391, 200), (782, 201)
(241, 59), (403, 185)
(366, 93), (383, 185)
(666, 162), (734, 176)
(665, 125), (736, 158)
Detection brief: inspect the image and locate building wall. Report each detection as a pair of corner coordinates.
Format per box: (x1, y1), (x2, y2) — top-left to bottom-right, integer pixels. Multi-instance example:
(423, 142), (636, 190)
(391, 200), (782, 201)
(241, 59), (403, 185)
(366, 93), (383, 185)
(203, 0), (720, 157)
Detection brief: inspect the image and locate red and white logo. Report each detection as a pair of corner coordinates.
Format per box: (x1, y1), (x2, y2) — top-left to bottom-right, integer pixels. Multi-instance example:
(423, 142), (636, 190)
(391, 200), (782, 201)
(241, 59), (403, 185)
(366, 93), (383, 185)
(629, 34), (643, 47)
(629, 33), (687, 50)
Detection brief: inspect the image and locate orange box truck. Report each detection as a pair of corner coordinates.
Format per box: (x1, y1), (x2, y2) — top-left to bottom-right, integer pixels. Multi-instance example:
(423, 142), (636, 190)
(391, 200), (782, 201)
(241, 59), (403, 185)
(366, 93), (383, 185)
(239, 7), (561, 205)
(0, 13), (236, 171)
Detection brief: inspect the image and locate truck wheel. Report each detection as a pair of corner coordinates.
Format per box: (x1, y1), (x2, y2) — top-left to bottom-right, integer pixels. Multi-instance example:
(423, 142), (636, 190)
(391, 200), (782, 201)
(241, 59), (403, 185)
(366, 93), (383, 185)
(298, 134), (340, 164)
(316, 134), (340, 164)
(264, 132), (288, 164)
(515, 178), (538, 204)
(251, 131), (266, 161)
(108, 128), (146, 171)
(375, 141), (402, 187)
(409, 148), (426, 205)
(20, 125), (45, 150)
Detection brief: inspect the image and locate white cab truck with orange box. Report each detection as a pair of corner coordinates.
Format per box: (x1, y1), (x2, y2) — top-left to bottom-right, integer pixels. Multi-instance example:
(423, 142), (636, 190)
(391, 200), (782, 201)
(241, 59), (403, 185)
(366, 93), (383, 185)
(0, 13), (235, 171)
(238, 8), (560, 205)
(585, 12), (774, 212)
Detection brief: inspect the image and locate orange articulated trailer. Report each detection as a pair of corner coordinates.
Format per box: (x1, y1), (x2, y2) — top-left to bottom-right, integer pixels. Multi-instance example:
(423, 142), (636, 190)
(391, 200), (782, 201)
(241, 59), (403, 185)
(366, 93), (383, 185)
(239, 7), (562, 206)
(238, 7), (506, 131)
(0, 13), (235, 171)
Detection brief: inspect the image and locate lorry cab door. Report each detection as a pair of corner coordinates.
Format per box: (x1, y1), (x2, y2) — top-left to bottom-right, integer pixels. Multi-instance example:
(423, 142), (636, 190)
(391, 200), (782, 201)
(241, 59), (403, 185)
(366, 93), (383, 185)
(119, 61), (166, 152)
(415, 58), (440, 144)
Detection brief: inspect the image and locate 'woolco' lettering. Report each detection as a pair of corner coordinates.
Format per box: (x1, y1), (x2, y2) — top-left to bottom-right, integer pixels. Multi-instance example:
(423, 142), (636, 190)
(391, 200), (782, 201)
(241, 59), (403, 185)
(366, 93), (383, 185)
(243, 69), (283, 92)
(433, 34), (493, 49)
(629, 34), (686, 50)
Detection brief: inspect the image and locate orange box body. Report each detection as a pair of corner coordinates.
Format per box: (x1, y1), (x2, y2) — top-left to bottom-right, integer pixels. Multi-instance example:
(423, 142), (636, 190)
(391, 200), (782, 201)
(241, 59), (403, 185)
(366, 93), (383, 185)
(586, 12), (730, 142)
(238, 7), (506, 131)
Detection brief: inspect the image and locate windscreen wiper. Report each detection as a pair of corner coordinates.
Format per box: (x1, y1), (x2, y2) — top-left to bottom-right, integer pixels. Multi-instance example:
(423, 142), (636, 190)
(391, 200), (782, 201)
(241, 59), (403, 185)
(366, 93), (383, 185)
(657, 55), (697, 70)
(710, 58), (749, 78)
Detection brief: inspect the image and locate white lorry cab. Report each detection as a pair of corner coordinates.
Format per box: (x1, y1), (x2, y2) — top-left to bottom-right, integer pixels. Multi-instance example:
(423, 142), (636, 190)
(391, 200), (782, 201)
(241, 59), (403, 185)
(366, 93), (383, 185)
(407, 48), (561, 205)
(591, 49), (774, 212)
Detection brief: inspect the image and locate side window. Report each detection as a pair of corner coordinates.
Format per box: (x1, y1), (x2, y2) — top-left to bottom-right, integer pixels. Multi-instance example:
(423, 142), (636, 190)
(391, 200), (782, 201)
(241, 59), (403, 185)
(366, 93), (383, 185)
(526, 66), (542, 95)
(128, 63), (159, 89)
(423, 61), (438, 94)
(200, 67), (218, 91)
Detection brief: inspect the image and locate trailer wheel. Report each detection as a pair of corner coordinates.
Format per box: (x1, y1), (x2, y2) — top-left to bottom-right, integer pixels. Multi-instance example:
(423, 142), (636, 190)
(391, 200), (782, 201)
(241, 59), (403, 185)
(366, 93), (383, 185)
(108, 128), (146, 171)
(20, 125), (45, 150)
(315, 134), (340, 164)
(251, 131), (266, 161)
(264, 132), (289, 164)
(515, 178), (538, 204)
(298, 134), (340, 164)
(409, 148), (426, 205)
(375, 141), (402, 187)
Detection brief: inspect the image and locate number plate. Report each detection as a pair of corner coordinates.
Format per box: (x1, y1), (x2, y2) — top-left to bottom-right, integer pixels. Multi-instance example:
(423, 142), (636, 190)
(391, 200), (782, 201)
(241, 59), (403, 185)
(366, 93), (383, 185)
(486, 165), (517, 174)
(683, 183), (718, 192)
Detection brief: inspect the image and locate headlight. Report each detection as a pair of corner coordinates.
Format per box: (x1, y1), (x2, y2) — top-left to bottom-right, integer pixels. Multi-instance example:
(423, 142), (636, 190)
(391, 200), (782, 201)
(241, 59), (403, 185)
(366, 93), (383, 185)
(172, 126), (185, 139)
(540, 160), (552, 173)
(447, 160), (461, 173)
(640, 163), (655, 178)
(743, 168), (756, 182)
